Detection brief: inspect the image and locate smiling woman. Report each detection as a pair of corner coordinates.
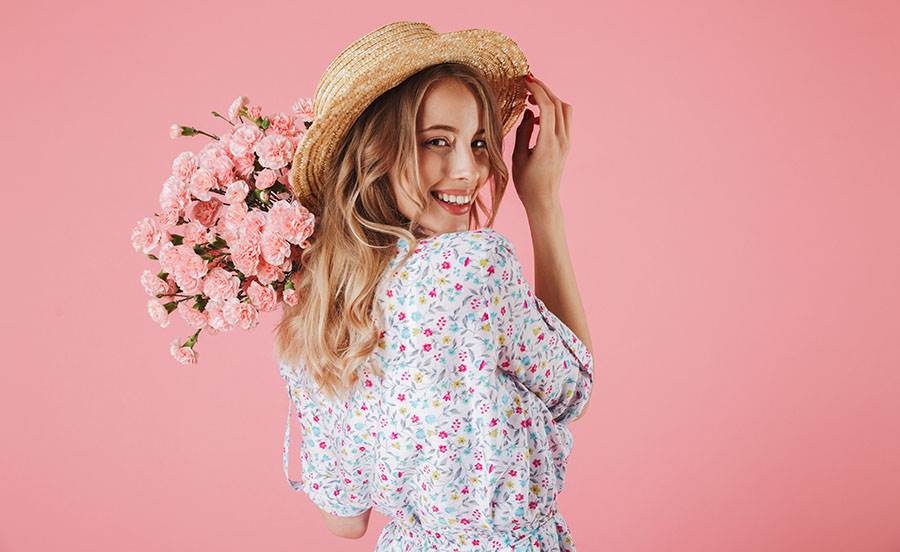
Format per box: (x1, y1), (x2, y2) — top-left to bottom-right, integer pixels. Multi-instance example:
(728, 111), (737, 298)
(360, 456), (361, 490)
(274, 20), (593, 552)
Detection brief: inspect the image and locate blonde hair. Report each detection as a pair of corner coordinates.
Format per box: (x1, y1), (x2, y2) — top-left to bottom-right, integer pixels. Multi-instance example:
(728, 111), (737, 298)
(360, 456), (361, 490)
(273, 62), (511, 399)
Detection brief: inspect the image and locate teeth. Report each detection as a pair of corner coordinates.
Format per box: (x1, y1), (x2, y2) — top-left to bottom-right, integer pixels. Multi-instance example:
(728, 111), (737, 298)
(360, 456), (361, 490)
(434, 192), (471, 204)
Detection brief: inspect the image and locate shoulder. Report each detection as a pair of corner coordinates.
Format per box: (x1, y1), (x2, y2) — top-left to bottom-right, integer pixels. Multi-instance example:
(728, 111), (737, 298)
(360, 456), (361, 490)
(422, 227), (518, 262)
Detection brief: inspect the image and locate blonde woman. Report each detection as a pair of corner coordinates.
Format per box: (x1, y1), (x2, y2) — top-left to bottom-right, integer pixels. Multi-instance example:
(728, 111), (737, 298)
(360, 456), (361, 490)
(276, 21), (594, 551)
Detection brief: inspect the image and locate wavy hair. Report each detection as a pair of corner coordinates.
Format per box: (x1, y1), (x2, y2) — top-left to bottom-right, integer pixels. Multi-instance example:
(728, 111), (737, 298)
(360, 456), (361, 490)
(273, 62), (511, 399)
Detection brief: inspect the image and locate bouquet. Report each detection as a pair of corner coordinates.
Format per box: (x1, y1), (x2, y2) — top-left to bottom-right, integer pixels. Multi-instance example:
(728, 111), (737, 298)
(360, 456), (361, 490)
(130, 95), (317, 364)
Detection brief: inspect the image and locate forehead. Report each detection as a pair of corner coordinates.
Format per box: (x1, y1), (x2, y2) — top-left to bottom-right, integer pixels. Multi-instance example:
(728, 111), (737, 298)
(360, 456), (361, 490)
(417, 79), (483, 131)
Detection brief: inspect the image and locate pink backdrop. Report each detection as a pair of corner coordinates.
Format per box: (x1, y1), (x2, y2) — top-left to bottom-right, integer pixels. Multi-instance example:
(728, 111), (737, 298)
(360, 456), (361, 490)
(3, 1), (899, 550)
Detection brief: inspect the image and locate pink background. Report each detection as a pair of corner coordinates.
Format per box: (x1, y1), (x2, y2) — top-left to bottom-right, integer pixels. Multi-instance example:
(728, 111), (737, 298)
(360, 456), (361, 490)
(3, 1), (899, 551)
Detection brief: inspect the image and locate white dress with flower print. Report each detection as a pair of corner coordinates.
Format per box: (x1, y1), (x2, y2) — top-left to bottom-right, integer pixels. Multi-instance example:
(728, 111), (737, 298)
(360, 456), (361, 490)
(279, 228), (594, 551)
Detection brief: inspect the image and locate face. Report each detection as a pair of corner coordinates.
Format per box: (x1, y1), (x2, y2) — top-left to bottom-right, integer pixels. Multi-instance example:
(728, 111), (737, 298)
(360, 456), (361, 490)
(392, 78), (491, 236)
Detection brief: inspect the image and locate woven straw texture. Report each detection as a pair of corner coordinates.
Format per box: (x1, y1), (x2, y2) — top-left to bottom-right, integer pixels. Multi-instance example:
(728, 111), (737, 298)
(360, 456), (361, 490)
(288, 21), (530, 215)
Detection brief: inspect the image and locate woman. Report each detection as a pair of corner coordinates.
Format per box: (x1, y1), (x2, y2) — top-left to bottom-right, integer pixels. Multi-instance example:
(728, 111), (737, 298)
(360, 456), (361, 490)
(275, 21), (594, 550)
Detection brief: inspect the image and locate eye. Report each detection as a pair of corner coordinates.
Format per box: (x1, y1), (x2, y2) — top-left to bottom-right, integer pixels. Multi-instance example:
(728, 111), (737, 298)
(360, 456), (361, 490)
(473, 139), (487, 149)
(425, 138), (449, 147)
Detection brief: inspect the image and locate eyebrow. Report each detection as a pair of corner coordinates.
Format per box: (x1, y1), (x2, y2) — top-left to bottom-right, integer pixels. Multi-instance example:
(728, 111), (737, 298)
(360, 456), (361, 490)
(418, 124), (485, 134)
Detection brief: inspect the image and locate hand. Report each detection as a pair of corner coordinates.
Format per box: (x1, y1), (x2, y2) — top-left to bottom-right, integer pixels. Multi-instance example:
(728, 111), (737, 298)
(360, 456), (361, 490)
(512, 73), (572, 214)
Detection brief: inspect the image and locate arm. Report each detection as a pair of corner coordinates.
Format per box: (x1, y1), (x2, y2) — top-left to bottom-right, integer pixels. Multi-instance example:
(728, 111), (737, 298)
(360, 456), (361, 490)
(526, 203), (594, 422)
(319, 507), (372, 539)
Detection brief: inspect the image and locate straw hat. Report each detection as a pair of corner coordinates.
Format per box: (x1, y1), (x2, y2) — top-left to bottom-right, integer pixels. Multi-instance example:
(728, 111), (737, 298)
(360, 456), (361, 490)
(288, 20), (531, 216)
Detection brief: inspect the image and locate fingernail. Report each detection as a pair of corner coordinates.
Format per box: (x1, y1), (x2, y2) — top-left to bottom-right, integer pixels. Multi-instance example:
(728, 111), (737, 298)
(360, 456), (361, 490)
(525, 72), (535, 82)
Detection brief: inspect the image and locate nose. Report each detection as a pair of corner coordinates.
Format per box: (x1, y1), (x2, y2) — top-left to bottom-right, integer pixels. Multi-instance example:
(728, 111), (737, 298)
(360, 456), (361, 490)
(447, 142), (479, 186)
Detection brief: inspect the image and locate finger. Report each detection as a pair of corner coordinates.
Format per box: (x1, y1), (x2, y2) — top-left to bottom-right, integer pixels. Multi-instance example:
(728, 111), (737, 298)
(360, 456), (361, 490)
(530, 76), (566, 142)
(523, 79), (555, 150)
(512, 108), (536, 164)
(561, 103), (572, 147)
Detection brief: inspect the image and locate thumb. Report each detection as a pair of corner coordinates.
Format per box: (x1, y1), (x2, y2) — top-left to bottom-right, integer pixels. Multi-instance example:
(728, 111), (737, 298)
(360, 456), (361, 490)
(513, 109), (535, 161)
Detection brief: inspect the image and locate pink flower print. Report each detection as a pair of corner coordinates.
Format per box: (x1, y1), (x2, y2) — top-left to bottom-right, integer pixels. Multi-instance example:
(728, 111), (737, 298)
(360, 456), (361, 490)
(521, 418), (533, 428)
(532, 459), (542, 468)
(509, 469), (517, 477)
(365, 379), (373, 387)
(397, 393), (406, 401)
(529, 501), (538, 509)
(411, 415), (419, 423)
(381, 474), (388, 481)
(454, 283), (463, 291)
(423, 328), (432, 336)
(537, 332), (545, 342)
(500, 305), (506, 316)
(432, 506), (439, 513)
(472, 540), (480, 546)
(438, 431), (448, 439)
(461, 518), (470, 525)
(386, 289), (393, 297)
(311, 482), (319, 490)
(332, 489), (340, 497)
(391, 432), (399, 439)
(464, 256), (471, 266)
(254, 133), (294, 170)
(438, 445), (447, 453)
(428, 288), (436, 297)
(515, 493), (524, 501)
(399, 344), (406, 352)
(489, 464), (494, 473)
(481, 312), (489, 322)
(487, 264), (495, 275)
(458, 364), (467, 372)
(442, 392), (450, 401)
(398, 312), (406, 321)
(415, 443), (423, 450)
(441, 261), (450, 269)
(318, 441), (327, 449)
(474, 463), (482, 471)
(490, 418), (498, 427)
(423, 343), (432, 352)
(462, 485), (470, 494)
(312, 415), (319, 422)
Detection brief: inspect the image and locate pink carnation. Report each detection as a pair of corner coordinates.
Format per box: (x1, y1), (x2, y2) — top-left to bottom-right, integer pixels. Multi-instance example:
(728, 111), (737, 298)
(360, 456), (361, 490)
(160, 176), (190, 214)
(148, 298), (170, 328)
(189, 168), (217, 201)
(254, 134), (294, 170)
(204, 300), (232, 333)
(172, 151), (198, 182)
(228, 95), (249, 122)
(267, 200), (316, 246)
(240, 210), (267, 239)
(283, 287), (298, 306)
(261, 227), (291, 267)
(269, 112), (298, 137)
(169, 124), (182, 139)
(224, 180), (249, 204)
(255, 258), (284, 286)
(292, 97), (314, 121)
(181, 220), (213, 247)
(177, 300), (209, 328)
(140, 269), (169, 296)
(222, 297), (259, 330)
(189, 197), (222, 228)
(255, 168), (277, 190)
(170, 338), (198, 364)
(156, 208), (180, 230)
(171, 244), (208, 294)
(222, 201), (249, 233)
(202, 267), (241, 302)
(247, 280), (277, 312)
(229, 123), (264, 157)
(230, 234), (261, 276)
(131, 217), (162, 255)
(233, 153), (255, 179)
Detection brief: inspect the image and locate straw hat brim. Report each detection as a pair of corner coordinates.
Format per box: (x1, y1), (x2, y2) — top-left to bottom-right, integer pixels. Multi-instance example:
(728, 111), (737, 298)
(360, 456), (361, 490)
(288, 21), (530, 216)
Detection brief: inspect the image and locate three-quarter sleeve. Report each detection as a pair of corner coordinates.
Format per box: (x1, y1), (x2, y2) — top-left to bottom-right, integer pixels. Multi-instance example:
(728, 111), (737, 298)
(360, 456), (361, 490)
(477, 234), (594, 425)
(280, 362), (372, 517)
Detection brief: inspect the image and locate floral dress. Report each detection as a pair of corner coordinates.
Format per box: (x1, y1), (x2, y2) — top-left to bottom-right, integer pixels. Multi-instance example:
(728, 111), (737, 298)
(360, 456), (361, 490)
(279, 228), (595, 551)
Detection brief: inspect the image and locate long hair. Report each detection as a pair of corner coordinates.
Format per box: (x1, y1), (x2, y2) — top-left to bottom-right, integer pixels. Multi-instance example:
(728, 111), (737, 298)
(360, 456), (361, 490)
(273, 62), (511, 399)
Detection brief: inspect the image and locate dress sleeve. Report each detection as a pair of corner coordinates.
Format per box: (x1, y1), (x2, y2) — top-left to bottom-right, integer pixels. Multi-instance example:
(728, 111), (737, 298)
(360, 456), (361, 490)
(279, 362), (372, 517)
(478, 234), (595, 425)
